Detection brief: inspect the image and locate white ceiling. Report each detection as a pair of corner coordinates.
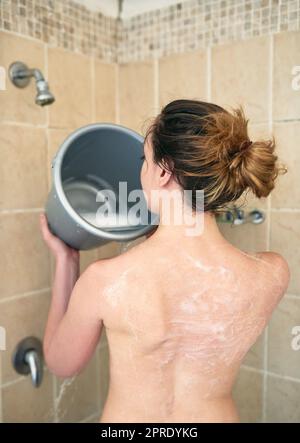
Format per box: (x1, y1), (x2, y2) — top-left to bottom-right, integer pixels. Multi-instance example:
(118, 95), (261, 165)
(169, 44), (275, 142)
(73, 0), (190, 19)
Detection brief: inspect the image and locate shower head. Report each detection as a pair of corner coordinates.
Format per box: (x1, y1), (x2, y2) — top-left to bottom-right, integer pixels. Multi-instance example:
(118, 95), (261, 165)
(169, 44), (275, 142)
(35, 79), (55, 106)
(9, 61), (55, 107)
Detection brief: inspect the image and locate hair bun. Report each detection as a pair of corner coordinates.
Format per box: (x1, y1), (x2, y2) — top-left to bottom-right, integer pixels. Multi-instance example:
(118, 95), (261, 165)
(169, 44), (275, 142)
(240, 139), (253, 151)
(200, 106), (283, 198)
(201, 107), (252, 165)
(228, 139), (254, 172)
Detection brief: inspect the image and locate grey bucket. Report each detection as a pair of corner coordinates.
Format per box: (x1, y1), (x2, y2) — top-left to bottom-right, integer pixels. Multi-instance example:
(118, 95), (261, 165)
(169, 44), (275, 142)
(45, 123), (159, 250)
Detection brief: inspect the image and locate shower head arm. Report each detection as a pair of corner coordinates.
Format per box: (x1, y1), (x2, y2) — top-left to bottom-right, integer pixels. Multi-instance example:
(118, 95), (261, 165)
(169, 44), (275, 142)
(29, 68), (44, 82)
(9, 62), (45, 87)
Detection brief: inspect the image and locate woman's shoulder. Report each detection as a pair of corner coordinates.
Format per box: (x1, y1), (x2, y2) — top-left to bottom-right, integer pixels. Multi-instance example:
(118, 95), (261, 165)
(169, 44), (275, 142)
(255, 251), (290, 280)
(252, 251), (290, 303)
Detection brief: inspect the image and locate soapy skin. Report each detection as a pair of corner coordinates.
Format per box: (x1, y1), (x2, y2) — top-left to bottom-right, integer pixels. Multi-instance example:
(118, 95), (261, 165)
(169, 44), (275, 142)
(98, 221), (289, 423)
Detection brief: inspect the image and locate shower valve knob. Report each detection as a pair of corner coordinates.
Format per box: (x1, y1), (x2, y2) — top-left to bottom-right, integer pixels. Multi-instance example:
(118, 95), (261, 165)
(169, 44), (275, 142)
(12, 336), (44, 388)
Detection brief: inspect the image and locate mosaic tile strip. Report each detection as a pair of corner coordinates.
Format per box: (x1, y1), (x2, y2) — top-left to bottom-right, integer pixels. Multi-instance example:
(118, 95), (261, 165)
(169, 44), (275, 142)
(0, 0), (299, 63)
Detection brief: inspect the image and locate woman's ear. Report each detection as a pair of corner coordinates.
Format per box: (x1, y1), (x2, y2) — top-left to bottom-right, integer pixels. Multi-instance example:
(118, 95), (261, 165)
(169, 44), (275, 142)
(159, 159), (174, 187)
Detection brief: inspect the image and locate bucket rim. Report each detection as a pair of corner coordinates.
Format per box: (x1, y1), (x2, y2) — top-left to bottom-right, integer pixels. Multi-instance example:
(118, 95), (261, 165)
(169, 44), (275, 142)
(50, 123), (158, 241)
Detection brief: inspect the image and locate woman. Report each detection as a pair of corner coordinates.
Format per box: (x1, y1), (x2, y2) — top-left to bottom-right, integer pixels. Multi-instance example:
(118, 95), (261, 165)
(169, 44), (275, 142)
(40, 99), (290, 423)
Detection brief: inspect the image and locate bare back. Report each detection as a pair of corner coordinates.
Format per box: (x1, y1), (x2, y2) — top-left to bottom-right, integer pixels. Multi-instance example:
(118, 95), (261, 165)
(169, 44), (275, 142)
(98, 236), (289, 423)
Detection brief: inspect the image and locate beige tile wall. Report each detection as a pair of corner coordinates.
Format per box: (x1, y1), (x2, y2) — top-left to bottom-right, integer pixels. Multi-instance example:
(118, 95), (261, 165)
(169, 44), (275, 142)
(1, 26), (299, 423)
(0, 29), (119, 423)
(212, 35), (271, 125)
(118, 61), (156, 134)
(159, 50), (208, 107)
(118, 31), (300, 423)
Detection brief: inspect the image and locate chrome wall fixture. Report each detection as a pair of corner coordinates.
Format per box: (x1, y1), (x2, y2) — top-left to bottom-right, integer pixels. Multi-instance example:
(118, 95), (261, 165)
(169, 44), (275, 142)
(9, 61), (55, 106)
(12, 337), (44, 388)
(217, 207), (265, 225)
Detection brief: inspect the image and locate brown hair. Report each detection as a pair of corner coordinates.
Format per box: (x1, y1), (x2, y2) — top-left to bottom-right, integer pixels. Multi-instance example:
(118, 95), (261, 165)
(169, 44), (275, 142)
(144, 99), (286, 212)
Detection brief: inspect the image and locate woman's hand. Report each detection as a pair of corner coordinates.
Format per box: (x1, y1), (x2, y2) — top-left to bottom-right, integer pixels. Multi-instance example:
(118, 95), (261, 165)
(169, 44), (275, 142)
(39, 213), (79, 263)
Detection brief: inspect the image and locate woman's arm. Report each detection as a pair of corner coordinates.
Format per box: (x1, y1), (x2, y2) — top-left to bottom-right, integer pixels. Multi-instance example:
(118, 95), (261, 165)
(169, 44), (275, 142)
(43, 251), (80, 355)
(40, 213), (103, 378)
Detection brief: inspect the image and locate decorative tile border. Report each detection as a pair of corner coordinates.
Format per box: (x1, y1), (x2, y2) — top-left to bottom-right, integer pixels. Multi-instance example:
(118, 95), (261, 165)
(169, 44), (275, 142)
(118, 0), (300, 62)
(0, 0), (118, 61)
(0, 0), (299, 63)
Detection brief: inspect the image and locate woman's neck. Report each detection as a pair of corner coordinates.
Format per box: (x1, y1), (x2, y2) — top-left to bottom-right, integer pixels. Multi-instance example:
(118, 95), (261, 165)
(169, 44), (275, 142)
(152, 210), (228, 248)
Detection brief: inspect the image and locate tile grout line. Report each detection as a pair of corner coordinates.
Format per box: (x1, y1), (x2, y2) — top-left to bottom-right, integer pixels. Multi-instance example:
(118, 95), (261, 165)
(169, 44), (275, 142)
(206, 46), (211, 101)
(270, 208), (300, 212)
(0, 287), (50, 304)
(114, 62), (122, 271)
(1, 375), (26, 389)
(262, 32), (274, 424)
(95, 347), (101, 413)
(241, 364), (300, 384)
(45, 43), (52, 195)
(0, 120), (82, 129)
(1, 366), (48, 390)
(90, 56), (101, 418)
(115, 63), (120, 125)
(273, 118), (300, 123)
(278, 0), (282, 34)
(91, 56), (96, 124)
(0, 121), (48, 128)
(98, 341), (109, 419)
(45, 40), (57, 424)
(0, 208), (45, 214)
(154, 58), (159, 113)
(285, 293), (300, 300)
(0, 29), (104, 61)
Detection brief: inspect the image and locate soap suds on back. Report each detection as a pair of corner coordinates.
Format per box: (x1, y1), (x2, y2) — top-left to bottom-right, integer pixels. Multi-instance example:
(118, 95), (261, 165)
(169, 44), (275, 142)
(102, 247), (276, 405)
